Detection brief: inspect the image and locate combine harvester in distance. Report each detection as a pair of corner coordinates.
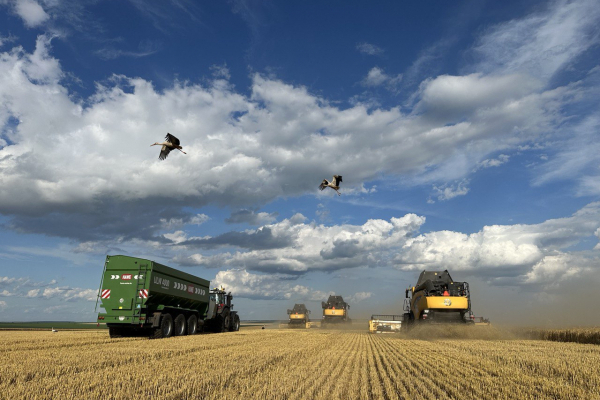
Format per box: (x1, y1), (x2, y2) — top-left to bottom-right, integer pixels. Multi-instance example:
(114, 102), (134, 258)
(321, 295), (351, 328)
(286, 304), (311, 328)
(368, 315), (403, 333)
(403, 270), (489, 330)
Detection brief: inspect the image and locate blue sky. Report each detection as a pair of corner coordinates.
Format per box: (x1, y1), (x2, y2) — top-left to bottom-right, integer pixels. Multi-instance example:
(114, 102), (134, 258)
(0, 0), (599, 325)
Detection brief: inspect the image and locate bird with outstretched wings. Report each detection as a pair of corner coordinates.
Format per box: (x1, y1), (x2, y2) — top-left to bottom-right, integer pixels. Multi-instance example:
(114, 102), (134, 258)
(319, 175), (343, 195)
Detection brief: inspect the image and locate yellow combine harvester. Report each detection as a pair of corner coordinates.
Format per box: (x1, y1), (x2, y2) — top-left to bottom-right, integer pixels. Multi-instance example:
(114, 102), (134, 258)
(321, 295), (351, 327)
(403, 270), (483, 329)
(286, 303), (311, 328)
(368, 315), (402, 333)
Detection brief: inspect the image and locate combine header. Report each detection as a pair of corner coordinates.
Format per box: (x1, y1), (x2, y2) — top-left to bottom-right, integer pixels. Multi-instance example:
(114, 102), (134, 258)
(403, 270), (479, 330)
(321, 295), (351, 327)
(369, 315), (402, 333)
(287, 304), (311, 328)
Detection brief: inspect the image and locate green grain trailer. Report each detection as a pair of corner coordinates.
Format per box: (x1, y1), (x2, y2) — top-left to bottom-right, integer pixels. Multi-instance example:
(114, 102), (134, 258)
(96, 255), (239, 339)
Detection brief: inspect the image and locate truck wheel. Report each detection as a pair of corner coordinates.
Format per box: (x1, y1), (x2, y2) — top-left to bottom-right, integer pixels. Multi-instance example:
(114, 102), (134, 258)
(174, 314), (187, 336)
(231, 314), (240, 332)
(109, 327), (123, 338)
(151, 313), (174, 339)
(187, 315), (198, 335)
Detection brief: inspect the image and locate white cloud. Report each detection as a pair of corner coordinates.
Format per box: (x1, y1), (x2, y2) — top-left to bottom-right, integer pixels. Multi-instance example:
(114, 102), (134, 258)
(0, 34), (18, 47)
(534, 114), (600, 194)
(396, 202), (600, 286)
(26, 289), (39, 297)
(94, 40), (161, 60)
(478, 154), (509, 169)
(0, 27), (595, 241)
(213, 269), (328, 300)
(176, 202), (600, 290)
(346, 291), (372, 303)
(13, 0), (49, 28)
(0, 300), (7, 311)
(472, 0), (600, 80)
(356, 42), (384, 56)
(177, 213), (426, 274)
(432, 179), (470, 201)
(361, 67), (402, 91)
(210, 63), (231, 79)
(0, 289), (14, 296)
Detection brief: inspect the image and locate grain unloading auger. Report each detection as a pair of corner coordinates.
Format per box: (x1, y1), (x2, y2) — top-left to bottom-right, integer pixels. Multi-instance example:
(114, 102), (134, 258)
(402, 270), (489, 330)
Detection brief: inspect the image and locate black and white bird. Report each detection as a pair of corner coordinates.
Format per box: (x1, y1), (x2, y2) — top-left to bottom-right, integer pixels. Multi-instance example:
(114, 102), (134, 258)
(319, 175), (343, 196)
(151, 133), (187, 160)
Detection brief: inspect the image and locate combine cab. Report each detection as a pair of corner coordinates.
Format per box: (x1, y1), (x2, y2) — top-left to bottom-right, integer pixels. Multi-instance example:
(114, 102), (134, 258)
(369, 315), (402, 333)
(287, 304), (310, 328)
(403, 270), (476, 330)
(321, 295), (351, 327)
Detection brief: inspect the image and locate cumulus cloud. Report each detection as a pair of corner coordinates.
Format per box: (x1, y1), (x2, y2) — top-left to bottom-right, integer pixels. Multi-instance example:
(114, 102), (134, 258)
(0, 300), (6, 311)
(176, 213), (426, 273)
(213, 268), (329, 300)
(0, 276), (96, 300)
(346, 291), (372, 303)
(13, 0), (49, 28)
(175, 203), (600, 290)
(0, 6), (597, 243)
(356, 42), (384, 56)
(396, 202), (600, 287)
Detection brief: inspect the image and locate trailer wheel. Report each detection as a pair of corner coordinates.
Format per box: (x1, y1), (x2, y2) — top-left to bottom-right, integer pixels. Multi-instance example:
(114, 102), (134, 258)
(109, 327), (123, 338)
(151, 313), (173, 339)
(187, 315), (198, 335)
(174, 314), (187, 336)
(231, 314), (240, 332)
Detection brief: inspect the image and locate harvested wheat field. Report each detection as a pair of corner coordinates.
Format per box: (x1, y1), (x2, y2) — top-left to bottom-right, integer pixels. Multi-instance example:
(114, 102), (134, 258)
(1, 328), (600, 400)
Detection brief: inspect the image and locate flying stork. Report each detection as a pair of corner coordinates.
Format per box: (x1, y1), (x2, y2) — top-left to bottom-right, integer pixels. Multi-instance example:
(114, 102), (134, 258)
(319, 175), (343, 196)
(151, 133), (187, 160)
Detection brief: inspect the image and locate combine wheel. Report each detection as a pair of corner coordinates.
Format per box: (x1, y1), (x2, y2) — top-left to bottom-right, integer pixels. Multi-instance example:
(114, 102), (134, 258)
(174, 314), (187, 336)
(187, 315), (198, 335)
(230, 314), (240, 332)
(151, 313), (173, 339)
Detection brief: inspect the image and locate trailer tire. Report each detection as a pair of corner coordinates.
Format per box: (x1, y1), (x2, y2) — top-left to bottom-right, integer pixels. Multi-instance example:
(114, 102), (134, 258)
(231, 314), (240, 332)
(151, 313), (173, 339)
(174, 314), (186, 336)
(109, 327), (123, 338)
(187, 315), (198, 335)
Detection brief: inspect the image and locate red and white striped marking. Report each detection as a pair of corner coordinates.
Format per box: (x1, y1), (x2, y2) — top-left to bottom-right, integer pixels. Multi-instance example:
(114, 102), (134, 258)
(101, 289), (111, 299)
(139, 289), (148, 298)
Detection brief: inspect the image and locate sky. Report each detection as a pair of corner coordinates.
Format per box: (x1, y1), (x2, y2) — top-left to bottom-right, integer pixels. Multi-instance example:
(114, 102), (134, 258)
(0, 0), (599, 326)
